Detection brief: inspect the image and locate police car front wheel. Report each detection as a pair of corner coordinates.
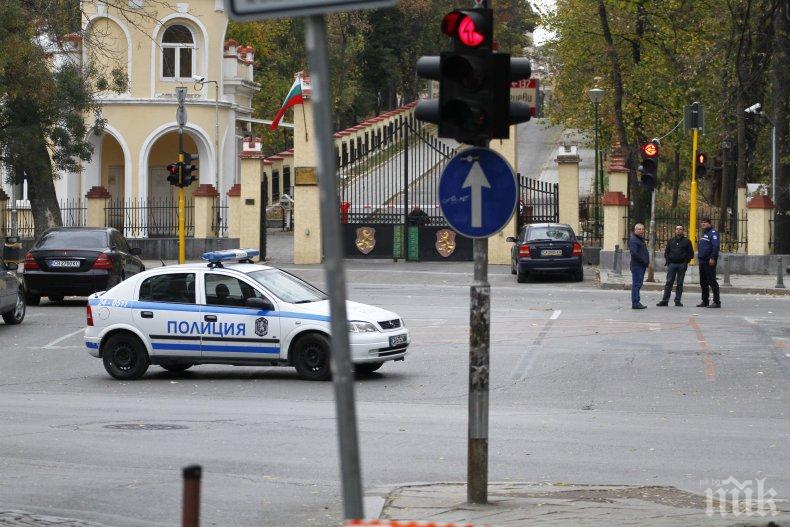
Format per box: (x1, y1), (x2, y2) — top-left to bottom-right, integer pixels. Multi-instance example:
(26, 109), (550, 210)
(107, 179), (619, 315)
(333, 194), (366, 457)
(293, 333), (331, 381)
(102, 333), (150, 380)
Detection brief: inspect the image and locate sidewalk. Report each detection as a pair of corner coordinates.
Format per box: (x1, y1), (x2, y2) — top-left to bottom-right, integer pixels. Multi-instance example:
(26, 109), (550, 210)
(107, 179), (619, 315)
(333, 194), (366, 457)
(599, 266), (789, 296)
(366, 482), (790, 526)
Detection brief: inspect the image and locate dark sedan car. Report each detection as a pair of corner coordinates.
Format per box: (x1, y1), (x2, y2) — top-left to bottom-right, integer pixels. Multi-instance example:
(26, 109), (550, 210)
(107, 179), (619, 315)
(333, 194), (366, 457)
(508, 223), (584, 282)
(23, 227), (144, 305)
(1, 255), (25, 324)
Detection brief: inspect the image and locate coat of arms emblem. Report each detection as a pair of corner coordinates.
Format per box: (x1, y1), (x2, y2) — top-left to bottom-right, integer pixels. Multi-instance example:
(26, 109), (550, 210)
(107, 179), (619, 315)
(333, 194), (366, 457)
(436, 229), (456, 257)
(355, 227), (376, 254)
(255, 317), (268, 337)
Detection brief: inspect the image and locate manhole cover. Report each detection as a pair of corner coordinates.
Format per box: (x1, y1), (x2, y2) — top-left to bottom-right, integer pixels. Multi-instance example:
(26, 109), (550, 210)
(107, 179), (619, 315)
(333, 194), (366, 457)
(104, 423), (188, 431)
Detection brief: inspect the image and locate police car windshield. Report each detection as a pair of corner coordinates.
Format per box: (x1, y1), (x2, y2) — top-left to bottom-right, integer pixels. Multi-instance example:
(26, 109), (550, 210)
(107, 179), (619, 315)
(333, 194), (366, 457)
(248, 269), (327, 304)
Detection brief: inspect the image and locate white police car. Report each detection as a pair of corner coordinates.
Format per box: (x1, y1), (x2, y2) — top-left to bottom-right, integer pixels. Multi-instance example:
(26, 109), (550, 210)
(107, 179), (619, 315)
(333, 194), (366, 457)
(84, 249), (409, 380)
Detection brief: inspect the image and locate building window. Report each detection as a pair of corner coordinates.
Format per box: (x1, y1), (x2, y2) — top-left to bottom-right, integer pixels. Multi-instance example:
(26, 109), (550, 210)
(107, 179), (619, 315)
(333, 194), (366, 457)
(162, 24), (194, 80)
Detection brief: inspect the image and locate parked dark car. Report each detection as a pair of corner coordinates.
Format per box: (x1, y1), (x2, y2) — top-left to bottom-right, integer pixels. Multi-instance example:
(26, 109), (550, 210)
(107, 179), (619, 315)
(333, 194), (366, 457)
(23, 227), (144, 305)
(1, 255), (25, 324)
(508, 223), (584, 282)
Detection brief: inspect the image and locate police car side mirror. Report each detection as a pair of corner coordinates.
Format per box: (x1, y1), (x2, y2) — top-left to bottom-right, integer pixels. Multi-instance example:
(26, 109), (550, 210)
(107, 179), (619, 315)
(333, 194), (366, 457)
(246, 297), (273, 311)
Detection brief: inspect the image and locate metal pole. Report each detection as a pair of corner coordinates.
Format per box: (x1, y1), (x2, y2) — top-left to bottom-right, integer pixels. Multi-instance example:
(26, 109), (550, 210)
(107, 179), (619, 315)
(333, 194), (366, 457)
(771, 123), (776, 251)
(689, 129), (699, 264)
(647, 187), (657, 282)
(468, 236), (489, 504)
(10, 179), (18, 238)
(593, 102), (600, 240)
(776, 256), (786, 289)
(723, 255), (732, 287)
(181, 465), (201, 527)
(304, 15), (364, 521)
(613, 244), (622, 276)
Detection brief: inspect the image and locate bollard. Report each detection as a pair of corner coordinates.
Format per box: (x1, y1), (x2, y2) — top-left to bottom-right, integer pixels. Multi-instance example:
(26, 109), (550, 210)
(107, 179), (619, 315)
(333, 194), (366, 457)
(182, 465), (202, 527)
(613, 244), (622, 276)
(776, 256), (786, 289)
(722, 255), (732, 287)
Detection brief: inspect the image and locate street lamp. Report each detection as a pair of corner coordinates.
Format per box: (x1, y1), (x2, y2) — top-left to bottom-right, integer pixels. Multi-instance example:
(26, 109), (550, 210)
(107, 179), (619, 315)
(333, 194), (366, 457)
(193, 76), (221, 195)
(745, 102), (777, 250)
(588, 87), (604, 240)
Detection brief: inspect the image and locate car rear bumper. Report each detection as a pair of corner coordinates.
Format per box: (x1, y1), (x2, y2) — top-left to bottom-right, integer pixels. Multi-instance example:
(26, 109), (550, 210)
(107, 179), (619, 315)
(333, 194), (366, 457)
(24, 270), (110, 296)
(350, 329), (410, 363)
(518, 256), (582, 273)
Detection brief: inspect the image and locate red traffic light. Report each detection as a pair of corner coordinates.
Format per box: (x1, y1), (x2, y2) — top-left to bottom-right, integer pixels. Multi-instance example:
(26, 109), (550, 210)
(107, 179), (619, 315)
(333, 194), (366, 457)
(441, 10), (490, 48)
(697, 153), (707, 165)
(641, 142), (659, 158)
(167, 163), (179, 174)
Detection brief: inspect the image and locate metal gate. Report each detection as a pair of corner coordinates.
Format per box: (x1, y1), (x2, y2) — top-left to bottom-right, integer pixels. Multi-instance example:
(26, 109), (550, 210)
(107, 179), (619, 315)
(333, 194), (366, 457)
(517, 174), (558, 232)
(338, 117), (473, 261)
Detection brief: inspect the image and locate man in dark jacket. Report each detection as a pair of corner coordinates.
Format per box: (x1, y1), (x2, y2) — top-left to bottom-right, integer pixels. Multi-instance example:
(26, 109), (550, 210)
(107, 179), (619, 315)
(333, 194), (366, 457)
(697, 217), (721, 308)
(657, 225), (694, 306)
(628, 223), (649, 309)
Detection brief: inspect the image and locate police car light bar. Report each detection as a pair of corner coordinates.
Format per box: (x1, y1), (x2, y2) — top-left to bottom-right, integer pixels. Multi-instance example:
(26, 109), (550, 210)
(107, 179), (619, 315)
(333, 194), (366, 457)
(202, 248), (260, 263)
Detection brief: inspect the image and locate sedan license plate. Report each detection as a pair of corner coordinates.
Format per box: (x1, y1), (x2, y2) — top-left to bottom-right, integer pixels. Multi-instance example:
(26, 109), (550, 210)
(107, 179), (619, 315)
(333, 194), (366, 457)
(50, 260), (80, 268)
(541, 249), (563, 257)
(389, 334), (407, 347)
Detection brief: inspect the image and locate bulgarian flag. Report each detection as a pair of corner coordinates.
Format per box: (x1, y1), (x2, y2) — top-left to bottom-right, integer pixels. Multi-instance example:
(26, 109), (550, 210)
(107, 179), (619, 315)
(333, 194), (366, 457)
(269, 75), (304, 130)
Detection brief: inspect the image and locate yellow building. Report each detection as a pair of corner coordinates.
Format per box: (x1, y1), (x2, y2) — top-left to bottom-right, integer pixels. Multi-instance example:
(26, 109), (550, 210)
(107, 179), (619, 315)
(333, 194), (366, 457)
(53, 0), (259, 217)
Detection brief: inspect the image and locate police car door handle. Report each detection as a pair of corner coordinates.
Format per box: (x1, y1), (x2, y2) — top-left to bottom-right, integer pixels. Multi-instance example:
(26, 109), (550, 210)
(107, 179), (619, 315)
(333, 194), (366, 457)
(204, 315), (217, 322)
(140, 311), (153, 318)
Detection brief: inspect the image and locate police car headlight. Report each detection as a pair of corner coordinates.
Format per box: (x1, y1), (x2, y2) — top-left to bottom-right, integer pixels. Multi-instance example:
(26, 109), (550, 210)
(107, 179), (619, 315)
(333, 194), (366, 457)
(348, 321), (377, 333)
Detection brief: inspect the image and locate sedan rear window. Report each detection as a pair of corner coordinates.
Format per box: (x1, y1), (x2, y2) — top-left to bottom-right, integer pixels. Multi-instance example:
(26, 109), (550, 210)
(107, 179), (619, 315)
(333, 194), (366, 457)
(525, 226), (573, 242)
(35, 230), (108, 250)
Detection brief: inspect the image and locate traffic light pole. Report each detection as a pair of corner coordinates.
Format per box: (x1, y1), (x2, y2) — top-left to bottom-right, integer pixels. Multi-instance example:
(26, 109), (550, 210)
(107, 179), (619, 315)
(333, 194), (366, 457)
(304, 14), (363, 521)
(178, 131), (186, 264)
(468, 138), (490, 505)
(689, 128), (699, 263)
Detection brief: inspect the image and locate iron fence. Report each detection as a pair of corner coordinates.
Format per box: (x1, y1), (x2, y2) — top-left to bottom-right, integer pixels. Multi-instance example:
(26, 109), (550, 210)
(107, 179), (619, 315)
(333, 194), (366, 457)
(212, 199), (229, 237)
(1, 199), (85, 239)
(623, 211), (747, 253)
(577, 196), (602, 246)
(517, 175), (558, 232)
(104, 197), (194, 238)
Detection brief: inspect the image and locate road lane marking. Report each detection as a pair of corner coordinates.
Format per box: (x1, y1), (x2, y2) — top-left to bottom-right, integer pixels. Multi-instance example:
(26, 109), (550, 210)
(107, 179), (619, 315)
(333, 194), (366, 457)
(689, 318), (715, 380)
(511, 314), (557, 381)
(550, 310), (562, 320)
(42, 329), (84, 350)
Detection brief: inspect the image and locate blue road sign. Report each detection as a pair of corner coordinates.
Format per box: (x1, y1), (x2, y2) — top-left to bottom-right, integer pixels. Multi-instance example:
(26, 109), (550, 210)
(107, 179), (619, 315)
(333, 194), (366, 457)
(438, 147), (517, 238)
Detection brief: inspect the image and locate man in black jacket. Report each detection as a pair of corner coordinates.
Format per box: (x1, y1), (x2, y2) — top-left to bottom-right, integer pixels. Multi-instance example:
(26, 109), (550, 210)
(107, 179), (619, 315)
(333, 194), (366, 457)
(628, 223), (650, 309)
(657, 225), (694, 306)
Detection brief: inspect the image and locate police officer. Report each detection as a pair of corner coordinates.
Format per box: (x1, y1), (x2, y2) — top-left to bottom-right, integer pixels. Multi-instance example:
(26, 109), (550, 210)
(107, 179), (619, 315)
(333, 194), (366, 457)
(628, 223), (649, 309)
(697, 217), (721, 308)
(657, 225), (694, 306)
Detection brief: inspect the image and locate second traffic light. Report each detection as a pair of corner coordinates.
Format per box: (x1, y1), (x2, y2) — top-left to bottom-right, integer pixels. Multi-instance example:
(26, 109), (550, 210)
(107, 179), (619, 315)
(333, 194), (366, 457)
(415, 7), (532, 144)
(638, 140), (660, 189)
(167, 152), (199, 188)
(695, 152), (708, 178)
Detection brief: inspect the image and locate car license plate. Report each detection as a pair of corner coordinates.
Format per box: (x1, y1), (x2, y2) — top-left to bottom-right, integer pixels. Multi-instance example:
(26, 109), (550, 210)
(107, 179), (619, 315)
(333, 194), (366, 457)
(389, 334), (407, 347)
(541, 249), (562, 257)
(50, 260), (80, 268)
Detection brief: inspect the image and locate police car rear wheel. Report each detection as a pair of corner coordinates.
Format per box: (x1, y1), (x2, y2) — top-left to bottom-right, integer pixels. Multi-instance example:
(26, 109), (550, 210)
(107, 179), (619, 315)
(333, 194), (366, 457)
(293, 334), (331, 381)
(102, 333), (149, 380)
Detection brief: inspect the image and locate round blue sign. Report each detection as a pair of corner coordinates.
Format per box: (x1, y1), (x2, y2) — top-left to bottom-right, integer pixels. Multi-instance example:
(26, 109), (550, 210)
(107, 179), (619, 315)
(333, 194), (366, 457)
(438, 147), (517, 238)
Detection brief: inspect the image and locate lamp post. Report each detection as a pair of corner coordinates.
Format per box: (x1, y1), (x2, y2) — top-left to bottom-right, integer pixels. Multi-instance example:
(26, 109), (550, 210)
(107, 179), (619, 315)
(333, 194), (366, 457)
(745, 103), (777, 249)
(588, 87), (604, 241)
(193, 77), (221, 194)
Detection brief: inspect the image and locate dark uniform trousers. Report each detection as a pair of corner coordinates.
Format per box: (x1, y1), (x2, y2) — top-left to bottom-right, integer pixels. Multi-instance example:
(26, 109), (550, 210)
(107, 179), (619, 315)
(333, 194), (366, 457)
(699, 261), (720, 305)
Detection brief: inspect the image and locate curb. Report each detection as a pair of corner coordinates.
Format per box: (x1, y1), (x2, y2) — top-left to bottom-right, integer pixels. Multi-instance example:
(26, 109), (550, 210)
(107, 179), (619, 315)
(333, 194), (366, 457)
(598, 281), (790, 296)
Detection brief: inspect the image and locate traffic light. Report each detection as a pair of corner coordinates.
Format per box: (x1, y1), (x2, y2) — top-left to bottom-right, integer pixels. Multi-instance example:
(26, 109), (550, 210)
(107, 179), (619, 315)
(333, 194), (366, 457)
(166, 163), (181, 186)
(638, 140), (660, 189)
(415, 7), (532, 144)
(181, 151), (199, 187)
(696, 152), (708, 178)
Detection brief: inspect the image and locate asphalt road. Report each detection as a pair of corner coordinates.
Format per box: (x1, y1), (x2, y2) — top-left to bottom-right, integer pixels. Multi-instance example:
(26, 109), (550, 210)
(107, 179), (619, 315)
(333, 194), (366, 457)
(0, 263), (788, 526)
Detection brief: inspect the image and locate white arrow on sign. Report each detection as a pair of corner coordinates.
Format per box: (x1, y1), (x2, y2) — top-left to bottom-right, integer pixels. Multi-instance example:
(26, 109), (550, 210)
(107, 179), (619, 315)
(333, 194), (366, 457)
(462, 161), (491, 228)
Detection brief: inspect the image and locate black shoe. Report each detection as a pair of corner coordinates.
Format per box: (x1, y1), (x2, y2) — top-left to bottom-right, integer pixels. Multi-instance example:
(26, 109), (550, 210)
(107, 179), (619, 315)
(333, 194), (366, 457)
(632, 304), (647, 309)
(674, 301), (683, 307)
(708, 303), (721, 309)
(656, 300), (669, 306)
(696, 302), (709, 308)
